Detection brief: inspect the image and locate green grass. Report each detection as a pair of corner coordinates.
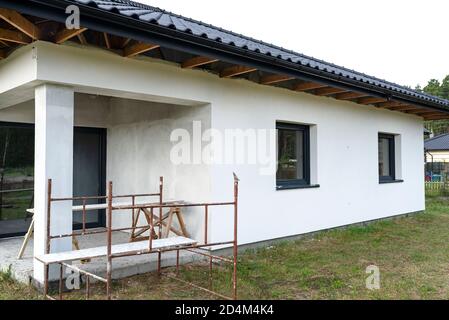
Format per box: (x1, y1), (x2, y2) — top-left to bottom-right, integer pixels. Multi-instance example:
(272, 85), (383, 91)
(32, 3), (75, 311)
(2, 196), (449, 300)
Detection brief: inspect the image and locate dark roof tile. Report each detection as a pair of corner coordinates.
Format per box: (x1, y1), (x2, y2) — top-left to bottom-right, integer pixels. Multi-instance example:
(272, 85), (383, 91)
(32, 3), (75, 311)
(425, 133), (449, 150)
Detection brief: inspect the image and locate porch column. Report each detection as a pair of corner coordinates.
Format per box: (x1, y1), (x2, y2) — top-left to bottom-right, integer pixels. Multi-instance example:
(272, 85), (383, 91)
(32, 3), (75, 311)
(33, 84), (74, 284)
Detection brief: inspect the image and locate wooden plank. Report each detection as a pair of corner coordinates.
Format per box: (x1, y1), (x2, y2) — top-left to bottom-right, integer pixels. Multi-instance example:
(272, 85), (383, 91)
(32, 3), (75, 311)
(36, 236), (197, 264)
(377, 101), (405, 108)
(0, 8), (41, 40)
(413, 111), (445, 116)
(103, 32), (111, 49)
(0, 28), (31, 44)
(294, 82), (327, 91)
(424, 115), (449, 120)
(54, 27), (87, 44)
(220, 65), (257, 78)
(388, 105), (417, 111)
(335, 92), (369, 100)
(77, 33), (87, 45)
(0, 40), (10, 47)
(182, 56), (219, 69)
(175, 209), (190, 238)
(123, 42), (160, 58)
(357, 97), (387, 105)
(406, 109), (435, 115)
(164, 209), (175, 238)
(315, 87), (348, 96)
(121, 37), (132, 48)
(260, 74), (294, 85)
(17, 219), (34, 259)
(141, 208), (184, 237)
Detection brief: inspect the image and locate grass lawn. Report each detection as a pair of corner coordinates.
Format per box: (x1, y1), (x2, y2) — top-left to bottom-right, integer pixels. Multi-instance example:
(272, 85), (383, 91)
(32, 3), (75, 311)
(1, 195), (449, 300)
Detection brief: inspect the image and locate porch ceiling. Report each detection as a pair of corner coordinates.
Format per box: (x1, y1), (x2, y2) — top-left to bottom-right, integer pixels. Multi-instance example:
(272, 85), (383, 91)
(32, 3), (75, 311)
(0, 2), (448, 120)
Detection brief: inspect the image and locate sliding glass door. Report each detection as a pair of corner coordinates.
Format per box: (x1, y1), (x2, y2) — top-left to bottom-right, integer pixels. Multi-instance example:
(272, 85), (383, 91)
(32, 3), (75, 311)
(0, 122), (106, 238)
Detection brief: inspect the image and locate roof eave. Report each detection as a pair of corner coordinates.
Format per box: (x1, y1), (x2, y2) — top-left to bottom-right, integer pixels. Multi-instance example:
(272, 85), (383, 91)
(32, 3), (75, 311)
(3, 0), (449, 114)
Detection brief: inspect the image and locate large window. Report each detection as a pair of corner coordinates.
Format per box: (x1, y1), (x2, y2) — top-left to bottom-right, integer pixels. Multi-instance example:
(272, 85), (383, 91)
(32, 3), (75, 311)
(0, 123), (34, 238)
(0, 122), (107, 238)
(378, 133), (395, 182)
(276, 122), (310, 188)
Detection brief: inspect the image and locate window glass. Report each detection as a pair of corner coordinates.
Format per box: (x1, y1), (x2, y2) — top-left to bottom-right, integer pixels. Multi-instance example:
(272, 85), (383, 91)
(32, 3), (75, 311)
(276, 123), (310, 187)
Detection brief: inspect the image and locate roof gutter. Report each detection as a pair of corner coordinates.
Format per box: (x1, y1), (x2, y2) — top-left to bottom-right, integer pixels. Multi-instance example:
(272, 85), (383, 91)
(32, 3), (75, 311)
(2, 0), (448, 113)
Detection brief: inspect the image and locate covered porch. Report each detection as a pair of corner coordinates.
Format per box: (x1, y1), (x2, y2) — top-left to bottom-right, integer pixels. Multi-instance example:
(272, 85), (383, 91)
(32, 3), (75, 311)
(0, 59), (214, 286)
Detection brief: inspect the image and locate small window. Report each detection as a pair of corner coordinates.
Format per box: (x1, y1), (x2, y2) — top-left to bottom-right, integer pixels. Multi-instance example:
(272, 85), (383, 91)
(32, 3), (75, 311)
(277, 122), (310, 188)
(378, 133), (395, 182)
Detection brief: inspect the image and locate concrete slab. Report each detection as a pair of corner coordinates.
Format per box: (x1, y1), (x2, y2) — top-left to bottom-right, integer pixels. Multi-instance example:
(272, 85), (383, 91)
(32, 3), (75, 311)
(0, 230), (200, 285)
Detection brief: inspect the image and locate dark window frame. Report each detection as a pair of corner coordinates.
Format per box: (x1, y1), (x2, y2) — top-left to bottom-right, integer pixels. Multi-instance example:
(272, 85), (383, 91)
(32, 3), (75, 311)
(378, 133), (396, 182)
(276, 122), (311, 189)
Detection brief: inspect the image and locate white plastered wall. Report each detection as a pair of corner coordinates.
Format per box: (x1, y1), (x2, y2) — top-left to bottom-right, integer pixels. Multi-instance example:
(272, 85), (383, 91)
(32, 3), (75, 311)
(0, 41), (426, 248)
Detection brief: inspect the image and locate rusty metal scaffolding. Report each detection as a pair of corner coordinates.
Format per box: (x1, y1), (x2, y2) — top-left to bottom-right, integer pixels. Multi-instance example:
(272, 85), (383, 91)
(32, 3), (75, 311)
(35, 174), (239, 300)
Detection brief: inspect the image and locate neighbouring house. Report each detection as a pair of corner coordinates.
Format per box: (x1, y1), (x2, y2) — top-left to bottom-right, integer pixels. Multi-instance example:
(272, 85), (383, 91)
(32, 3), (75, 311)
(425, 133), (449, 181)
(1, 0), (449, 288)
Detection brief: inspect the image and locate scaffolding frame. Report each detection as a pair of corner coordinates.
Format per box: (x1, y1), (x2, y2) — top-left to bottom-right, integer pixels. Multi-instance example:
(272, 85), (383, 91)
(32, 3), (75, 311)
(35, 174), (239, 300)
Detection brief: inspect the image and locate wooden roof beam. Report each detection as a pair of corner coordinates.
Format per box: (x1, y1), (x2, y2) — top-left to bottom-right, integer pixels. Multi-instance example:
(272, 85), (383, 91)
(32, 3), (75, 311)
(378, 101), (406, 109)
(424, 115), (449, 120)
(123, 42), (160, 58)
(121, 38), (132, 49)
(357, 97), (388, 105)
(405, 109), (435, 115)
(0, 28), (31, 44)
(315, 87), (348, 96)
(77, 33), (87, 45)
(182, 56), (219, 69)
(335, 92), (370, 100)
(294, 82), (327, 92)
(260, 74), (294, 85)
(0, 40), (10, 47)
(54, 27), (87, 44)
(103, 32), (111, 49)
(0, 8), (41, 40)
(0, 49), (7, 59)
(220, 65), (257, 78)
(389, 105), (418, 111)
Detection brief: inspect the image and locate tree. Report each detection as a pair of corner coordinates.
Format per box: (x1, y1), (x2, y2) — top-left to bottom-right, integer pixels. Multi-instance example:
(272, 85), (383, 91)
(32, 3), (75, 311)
(422, 76), (449, 136)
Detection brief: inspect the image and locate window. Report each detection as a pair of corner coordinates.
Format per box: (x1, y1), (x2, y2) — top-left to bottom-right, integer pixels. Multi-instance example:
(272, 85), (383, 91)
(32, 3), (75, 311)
(378, 133), (395, 182)
(277, 122), (310, 188)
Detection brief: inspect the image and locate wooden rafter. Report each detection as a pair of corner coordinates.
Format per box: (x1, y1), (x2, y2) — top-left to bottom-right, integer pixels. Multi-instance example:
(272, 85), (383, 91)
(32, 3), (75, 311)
(335, 92), (369, 100)
(121, 38), (132, 49)
(182, 56), (218, 69)
(123, 42), (160, 58)
(77, 33), (87, 45)
(358, 97), (387, 105)
(0, 40), (9, 47)
(54, 27), (87, 44)
(315, 87), (348, 96)
(103, 32), (111, 49)
(378, 101), (406, 109)
(294, 82), (327, 91)
(260, 74), (294, 85)
(388, 105), (417, 111)
(0, 49), (6, 59)
(0, 28), (31, 44)
(425, 115), (449, 120)
(407, 109), (439, 115)
(0, 8), (41, 40)
(220, 65), (257, 78)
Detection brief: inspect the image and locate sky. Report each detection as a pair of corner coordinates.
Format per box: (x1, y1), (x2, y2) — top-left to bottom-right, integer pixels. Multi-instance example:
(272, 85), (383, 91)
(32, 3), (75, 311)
(135, 0), (448, 89)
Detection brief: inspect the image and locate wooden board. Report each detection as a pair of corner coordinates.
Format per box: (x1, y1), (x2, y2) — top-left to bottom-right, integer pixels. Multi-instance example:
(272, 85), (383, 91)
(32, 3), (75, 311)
(36, 236), (197, 264)
(26, 199), (189, 214)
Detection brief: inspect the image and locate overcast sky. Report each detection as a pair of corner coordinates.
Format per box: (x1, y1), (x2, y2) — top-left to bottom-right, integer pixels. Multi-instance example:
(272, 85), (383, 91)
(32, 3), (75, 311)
(136, 0), (448, 89)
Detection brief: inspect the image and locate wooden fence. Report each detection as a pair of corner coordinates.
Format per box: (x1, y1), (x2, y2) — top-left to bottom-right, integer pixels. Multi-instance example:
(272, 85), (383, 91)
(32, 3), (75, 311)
(425, 181), (449, 191)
